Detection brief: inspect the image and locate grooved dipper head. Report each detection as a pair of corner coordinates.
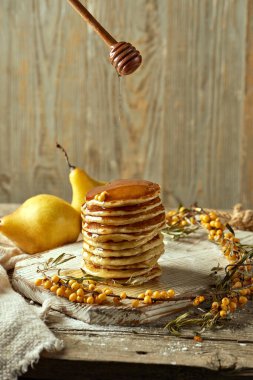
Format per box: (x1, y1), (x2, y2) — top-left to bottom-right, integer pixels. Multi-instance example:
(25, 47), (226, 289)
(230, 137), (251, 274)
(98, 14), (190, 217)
(109, 42), (142, 76)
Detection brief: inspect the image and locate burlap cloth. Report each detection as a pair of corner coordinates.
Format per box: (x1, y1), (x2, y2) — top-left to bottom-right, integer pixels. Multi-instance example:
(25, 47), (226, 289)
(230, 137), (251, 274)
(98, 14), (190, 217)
(0, 234), (63, 380)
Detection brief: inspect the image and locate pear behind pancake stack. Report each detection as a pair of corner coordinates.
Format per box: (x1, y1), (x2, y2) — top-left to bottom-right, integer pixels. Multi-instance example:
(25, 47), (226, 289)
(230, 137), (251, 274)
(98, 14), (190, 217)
(81, 179), (166, 284)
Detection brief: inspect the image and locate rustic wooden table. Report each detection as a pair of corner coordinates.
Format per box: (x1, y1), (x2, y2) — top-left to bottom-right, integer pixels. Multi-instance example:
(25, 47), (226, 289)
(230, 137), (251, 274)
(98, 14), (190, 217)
(1, 204), (253, 380)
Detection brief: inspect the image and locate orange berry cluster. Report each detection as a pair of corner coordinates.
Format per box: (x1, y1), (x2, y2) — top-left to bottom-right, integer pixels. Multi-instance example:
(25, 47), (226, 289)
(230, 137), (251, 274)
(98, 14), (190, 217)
(34, 275), (176, 308)
(166, 207), (196, 227)
(199, 212), (225, 242)
(192, 295), (205, 306)
(210, 293), (249, 318)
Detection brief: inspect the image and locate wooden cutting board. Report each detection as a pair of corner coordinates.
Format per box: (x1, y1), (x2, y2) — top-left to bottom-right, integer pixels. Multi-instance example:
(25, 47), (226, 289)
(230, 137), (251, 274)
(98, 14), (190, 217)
(13, 230), (252, 326)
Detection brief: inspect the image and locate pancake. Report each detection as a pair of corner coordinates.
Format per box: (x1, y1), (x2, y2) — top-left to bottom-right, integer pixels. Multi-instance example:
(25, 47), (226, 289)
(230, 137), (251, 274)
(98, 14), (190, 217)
(82, 204), (165, 226)
(86, 179), (160, 208)
(83, 252), (162, 270)
(83, 214), (166, 235)
(83, 260), (158, 279)
(83, 234), (163, 257)
(83, 243), (164, 266)
(82, 228), (160, 243)
(84, 196), (161, 216)
(82, 229), (163, 250)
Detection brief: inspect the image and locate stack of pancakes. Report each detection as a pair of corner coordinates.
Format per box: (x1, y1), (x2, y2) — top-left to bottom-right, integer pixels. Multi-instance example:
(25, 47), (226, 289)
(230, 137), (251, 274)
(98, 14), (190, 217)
(81, 179), (166, 284)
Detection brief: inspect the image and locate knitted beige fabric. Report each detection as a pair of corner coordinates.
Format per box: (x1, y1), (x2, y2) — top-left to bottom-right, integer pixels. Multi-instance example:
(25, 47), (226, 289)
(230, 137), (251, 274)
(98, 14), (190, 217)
(0, 234), (63, 380)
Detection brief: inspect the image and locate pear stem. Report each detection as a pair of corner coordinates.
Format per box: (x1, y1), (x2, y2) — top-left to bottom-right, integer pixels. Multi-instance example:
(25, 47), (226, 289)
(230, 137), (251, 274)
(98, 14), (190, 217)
(56, 143), (76, 171)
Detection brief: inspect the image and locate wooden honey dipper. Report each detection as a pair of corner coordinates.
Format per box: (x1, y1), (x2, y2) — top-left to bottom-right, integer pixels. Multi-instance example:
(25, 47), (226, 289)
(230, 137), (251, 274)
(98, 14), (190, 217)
(68, 0), (142, 76)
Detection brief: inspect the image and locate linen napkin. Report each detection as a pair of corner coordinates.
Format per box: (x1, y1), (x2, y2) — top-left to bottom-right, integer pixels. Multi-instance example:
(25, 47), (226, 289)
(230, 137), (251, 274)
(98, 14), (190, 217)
(0, 233), (63, 380)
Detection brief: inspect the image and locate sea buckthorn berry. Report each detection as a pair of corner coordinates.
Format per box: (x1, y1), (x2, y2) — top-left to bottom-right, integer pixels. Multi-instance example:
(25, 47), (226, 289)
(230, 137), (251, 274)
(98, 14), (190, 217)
(98, 293), (107, 302)
(209, 230), (216, 236)
(113, 297), (120, 305)
(77, 288), (85, 297)
(209, 212), (217, 220)
(224, 232), (233, 239)
(202, 215), (210, 223)
(239, 296), (248, 305)
(104, 289), (112, 295)
(44, 280), (52, 289)
(230, 302), (237, 312)
(145, 289), (153, 296)
(68, 279), (76, 286)
(98, 191), (108, 202)
(64, 288), (72, 298)
(216, 229), (223, 236)
(34, 278), (43, 286)
(88, 280), (96, 285)
(143, 295), (152, 305)
(160, 291), (168, 299)
(88, 284), (96, 291)
(87, 296), (94, 304)
(220, 310), (227, 318)
(233, 281), (242, 289)
(221, 304), (228, 311)
(167, 289), (175, 298)
(76, 296), (83, 303)
(71, 282), (81, 291)
(131, 299), (140, 308)
(221, 297), (230, 306)
(94, 287), (103, 293)
(69, 293), (77, 302)
(120, 292), (127, 300)
(138, 293), (145, 299)
(211, 302), (219, 309)
(239, 288), (248, 296)
(50, 284), (59, 293)
(56, 287), (65, 297)
(152, 291), (161, 299)
(210, 221), (216, 228)
(198, 295), (205, 303)
(204, 223), (211, 230)
(215, 221), (221, 229)
(193, 335), (203, 342)
(193, 298), (200, 306)
(179, 207), (186, 213)
(180, 220), (187, 227)
(51, 275), (60, 283)
(167, 210), (177, 217)
(229, 255), (237, 262)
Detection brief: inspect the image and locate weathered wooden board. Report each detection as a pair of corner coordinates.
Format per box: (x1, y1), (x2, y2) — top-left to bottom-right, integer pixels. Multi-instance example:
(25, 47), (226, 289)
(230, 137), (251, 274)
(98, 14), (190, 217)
(12, 230), (253, 326)
(0, 0), (251, 209)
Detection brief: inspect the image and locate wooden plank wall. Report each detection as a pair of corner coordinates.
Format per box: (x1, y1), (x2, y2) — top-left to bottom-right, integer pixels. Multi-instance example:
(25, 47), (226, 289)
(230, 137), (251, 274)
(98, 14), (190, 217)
(0, 0), (252, 209)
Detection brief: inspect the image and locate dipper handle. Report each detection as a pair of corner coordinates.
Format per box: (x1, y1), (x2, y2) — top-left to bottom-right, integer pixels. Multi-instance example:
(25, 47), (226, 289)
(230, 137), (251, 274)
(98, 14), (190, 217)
(68, 0), (117, 47)
(67, 0), (142, 75)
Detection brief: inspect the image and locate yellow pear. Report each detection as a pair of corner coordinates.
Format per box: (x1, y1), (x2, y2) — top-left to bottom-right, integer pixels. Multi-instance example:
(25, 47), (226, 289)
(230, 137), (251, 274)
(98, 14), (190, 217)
(0, 194), (81, 254)
(57, 143), (105, 212)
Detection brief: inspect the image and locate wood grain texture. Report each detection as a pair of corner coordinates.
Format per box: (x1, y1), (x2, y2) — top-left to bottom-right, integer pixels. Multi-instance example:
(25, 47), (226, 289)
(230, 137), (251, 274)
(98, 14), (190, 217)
(0, 0), (252, 209)
(241, 0), (253, 207)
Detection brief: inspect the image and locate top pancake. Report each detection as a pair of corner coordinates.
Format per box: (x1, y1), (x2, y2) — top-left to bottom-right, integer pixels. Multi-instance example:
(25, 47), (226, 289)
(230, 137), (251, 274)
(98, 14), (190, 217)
(86, 179), (160, 207)
(83, 196), (161, 216)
